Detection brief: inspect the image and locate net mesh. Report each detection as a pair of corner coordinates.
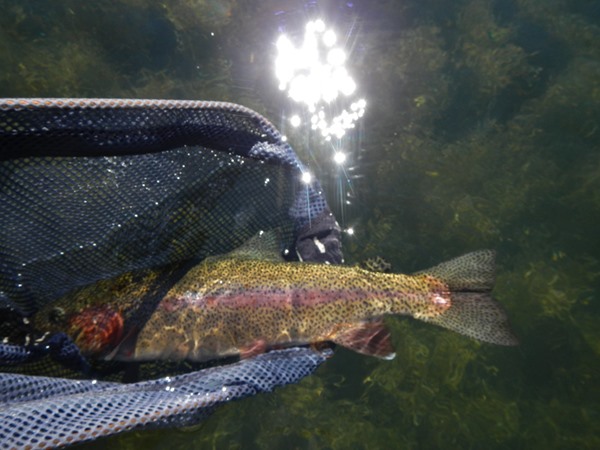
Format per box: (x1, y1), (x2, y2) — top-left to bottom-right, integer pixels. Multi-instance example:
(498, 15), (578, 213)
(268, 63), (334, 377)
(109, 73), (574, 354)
(0, 347), (331, 449)
(0, 98), (339, 448)
(0, 99), (340, 316)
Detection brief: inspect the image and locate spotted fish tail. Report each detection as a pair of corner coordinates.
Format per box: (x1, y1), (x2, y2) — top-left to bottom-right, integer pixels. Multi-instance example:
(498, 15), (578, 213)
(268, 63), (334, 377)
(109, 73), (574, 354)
(415, 250), (519, 346)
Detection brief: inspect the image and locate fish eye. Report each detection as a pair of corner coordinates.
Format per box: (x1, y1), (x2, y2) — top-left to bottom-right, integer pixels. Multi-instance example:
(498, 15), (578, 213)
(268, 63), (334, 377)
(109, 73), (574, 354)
(48, 307), (66, 325)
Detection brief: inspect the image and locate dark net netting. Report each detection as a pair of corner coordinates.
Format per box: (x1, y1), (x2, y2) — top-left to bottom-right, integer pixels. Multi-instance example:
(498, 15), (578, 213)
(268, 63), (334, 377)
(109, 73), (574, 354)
(0, 98), (339, 448)
(0, 99), (342, 316)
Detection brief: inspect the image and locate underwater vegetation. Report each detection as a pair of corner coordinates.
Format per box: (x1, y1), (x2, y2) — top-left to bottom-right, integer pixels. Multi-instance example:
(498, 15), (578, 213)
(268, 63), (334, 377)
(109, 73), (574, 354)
(344, 0), (600, 448)
(1, 0), (599, 448)
(0, 0), (238, 101)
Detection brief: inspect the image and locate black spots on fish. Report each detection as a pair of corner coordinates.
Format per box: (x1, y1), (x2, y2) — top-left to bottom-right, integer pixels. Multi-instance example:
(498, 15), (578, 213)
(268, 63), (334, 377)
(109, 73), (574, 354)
(308, 302), (340, 330)
(270, 306), (288, 325)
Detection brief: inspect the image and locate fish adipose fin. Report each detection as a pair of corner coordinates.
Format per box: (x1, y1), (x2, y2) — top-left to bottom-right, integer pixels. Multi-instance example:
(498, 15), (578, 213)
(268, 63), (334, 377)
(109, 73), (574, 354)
(416, 250), (519, 346)
(332, 320), (396, 359)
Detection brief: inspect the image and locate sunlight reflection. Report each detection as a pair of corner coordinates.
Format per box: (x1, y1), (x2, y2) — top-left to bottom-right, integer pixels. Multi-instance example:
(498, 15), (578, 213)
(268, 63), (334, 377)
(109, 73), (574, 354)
(275, 19), (366, 140)
(333, 151), (347, 165)
(301, 172), (313, 184)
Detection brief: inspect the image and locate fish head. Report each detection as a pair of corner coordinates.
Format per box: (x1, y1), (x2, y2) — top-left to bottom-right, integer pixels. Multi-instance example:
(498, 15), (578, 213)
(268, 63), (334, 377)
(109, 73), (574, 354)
(33, 304), (69, 334)
(66, 305), (124, 355)
(34, 303), (124, 356)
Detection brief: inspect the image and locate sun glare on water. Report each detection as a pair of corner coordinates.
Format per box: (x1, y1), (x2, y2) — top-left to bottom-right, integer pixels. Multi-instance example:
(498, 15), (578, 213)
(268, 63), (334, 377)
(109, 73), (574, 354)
(274, 19), (366, 141)
(274, 18), (365, 235)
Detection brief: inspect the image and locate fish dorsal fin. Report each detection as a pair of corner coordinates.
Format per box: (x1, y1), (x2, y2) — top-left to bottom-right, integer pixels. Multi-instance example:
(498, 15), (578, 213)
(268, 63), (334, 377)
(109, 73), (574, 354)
(225, 230), (285, 262)
(331, 319), (396, 360)
(414, 250), (495, 291)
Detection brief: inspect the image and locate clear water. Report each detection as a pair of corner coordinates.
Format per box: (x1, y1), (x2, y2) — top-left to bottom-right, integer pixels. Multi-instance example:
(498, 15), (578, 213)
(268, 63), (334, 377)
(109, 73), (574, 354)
(1, 0), (599, 448)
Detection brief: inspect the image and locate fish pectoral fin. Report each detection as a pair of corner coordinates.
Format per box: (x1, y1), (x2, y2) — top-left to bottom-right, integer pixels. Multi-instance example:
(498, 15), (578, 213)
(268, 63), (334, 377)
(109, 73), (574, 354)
(331, 320), (396, 360)
(239, 339), (268, 359)
(104, 326), (139, 361)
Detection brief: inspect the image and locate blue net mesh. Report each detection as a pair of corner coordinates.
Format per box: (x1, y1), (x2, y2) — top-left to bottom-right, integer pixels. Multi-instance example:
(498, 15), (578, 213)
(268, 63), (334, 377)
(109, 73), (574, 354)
(0, 99), (339, 448)
(0, 348), (331, 449)
(0, 99), (341, 316)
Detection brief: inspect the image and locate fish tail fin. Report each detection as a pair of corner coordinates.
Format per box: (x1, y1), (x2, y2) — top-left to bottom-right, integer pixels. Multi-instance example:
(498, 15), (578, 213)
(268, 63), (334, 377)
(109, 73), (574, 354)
(416, 250), (519, 346)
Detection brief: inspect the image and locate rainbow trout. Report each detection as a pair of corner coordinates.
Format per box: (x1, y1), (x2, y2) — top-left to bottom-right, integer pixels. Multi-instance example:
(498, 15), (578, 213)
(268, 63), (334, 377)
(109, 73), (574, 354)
(33, 232), (517, 362)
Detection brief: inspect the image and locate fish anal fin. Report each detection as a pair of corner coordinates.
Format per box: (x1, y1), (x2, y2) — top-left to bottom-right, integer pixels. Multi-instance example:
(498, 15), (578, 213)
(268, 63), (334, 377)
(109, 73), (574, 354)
(331, 320), (395, 359)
